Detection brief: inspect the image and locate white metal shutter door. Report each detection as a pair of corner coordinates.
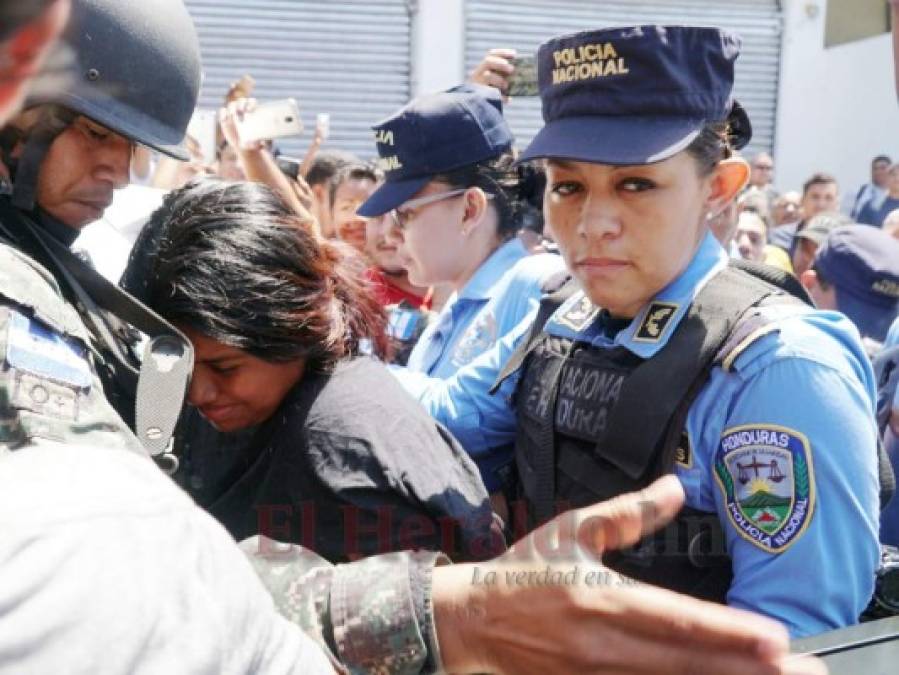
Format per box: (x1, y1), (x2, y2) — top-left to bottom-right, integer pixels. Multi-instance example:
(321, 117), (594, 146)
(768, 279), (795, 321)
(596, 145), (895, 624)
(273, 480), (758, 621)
(184, 0), (411, 159)
(465, 0), (782, 158)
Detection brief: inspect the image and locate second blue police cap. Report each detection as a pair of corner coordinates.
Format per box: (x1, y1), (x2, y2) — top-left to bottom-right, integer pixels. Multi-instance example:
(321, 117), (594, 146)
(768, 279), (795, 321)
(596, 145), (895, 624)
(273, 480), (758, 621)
(815, 225), (899, 342)
(358, 83), (514, 217)
(520, 25), (746, 165)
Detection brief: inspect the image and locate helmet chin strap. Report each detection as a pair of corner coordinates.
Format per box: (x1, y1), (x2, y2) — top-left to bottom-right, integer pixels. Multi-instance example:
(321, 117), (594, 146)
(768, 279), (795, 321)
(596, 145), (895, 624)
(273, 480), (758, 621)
(9, 105), (74, 211)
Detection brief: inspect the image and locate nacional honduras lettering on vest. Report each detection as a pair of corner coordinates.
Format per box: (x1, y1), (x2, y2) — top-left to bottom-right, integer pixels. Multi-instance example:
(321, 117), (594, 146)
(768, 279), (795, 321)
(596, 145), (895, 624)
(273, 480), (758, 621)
(555, 359), (625, 442)
(714, 424), (816, 554)
(552, 42), (629, 85)
(374, 128), (403, 172)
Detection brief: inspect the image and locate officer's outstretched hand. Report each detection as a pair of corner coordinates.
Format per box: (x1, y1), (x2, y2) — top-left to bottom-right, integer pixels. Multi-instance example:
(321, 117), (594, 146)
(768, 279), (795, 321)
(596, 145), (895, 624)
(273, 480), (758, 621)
(432, 475), (825, 675)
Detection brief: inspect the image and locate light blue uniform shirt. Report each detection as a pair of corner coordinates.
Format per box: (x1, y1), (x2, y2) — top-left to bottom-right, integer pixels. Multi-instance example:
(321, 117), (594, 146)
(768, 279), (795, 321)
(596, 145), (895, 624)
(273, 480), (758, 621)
(410, 231), (881, 637)
(392, 239), (566, 489)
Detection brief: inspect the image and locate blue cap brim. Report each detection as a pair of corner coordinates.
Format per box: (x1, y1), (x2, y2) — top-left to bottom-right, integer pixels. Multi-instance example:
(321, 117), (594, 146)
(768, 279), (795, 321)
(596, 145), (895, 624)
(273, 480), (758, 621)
(357, 176), (430, 217)
(835, 287), (897, 342)
(519, 115), (704, 165)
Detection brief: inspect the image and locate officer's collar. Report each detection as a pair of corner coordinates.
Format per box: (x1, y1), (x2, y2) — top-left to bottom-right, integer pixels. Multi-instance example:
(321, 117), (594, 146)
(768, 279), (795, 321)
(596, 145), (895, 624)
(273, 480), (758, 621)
(546, 231), (728, 358)
(35, 208), (81, 248)
(458, 238), (528, 301)
(0, 196), (81, 248)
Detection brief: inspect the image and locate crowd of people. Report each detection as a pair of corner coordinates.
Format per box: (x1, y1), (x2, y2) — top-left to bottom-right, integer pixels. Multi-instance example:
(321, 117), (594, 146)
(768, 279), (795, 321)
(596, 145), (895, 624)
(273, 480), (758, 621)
(2, 0), (899, 673)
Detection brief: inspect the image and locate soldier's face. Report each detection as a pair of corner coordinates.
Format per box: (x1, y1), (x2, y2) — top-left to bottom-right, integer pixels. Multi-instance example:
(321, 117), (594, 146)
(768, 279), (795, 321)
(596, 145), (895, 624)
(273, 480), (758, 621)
(545, 152), (738, 318)
(182, 327), (306, 432)
(33, 115), (131, 227)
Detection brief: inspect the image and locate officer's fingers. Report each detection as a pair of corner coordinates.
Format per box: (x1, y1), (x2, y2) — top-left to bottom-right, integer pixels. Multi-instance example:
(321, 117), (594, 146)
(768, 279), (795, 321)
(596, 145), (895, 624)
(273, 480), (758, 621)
(534, 612), (787, 675)
(591, 583), (789, 661)
(576, 475), (685, 556)
(889, 408), (899, 436)
(778, 654), (828, 675)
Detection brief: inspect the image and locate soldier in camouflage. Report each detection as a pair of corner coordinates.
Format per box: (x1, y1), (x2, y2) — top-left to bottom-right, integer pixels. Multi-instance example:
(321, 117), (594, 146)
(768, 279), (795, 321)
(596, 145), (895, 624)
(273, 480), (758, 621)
(0, 2), (822, 674)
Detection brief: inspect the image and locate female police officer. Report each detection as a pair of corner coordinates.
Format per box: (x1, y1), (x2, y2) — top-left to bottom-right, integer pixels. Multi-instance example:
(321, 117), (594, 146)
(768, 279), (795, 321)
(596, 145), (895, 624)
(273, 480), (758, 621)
(357, 83), (565, 495)
(410, 25), (881, 638)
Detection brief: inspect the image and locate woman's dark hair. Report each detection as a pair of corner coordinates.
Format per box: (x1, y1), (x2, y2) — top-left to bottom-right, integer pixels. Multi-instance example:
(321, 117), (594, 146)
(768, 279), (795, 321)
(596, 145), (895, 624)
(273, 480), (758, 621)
(124, 179), (388, 370)
(685, 121), (734, 176)
(430, 151), (544, 239)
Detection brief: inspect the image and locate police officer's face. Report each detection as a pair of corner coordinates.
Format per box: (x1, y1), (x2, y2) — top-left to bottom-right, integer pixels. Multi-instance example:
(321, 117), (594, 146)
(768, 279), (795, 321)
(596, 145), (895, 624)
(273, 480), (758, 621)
(386, 181), (483, 288)
(545, 152), (745, 318)
(182, 327), (306, 432)
(33, 115), (131, 227)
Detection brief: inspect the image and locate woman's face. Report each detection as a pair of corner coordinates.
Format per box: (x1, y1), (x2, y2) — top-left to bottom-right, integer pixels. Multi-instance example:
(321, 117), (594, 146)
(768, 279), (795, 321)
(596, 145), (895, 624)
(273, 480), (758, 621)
(545, 152), (733, 318)
(182, 326), (306, 432)
(386, 181), (471, 287)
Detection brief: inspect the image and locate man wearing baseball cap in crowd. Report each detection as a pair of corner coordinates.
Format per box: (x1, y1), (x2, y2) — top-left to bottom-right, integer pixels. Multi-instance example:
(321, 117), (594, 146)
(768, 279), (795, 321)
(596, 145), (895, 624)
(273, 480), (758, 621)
(790, 211), (851, 277)
(801, 225), (899, 344)
(406, 24), (884, 640)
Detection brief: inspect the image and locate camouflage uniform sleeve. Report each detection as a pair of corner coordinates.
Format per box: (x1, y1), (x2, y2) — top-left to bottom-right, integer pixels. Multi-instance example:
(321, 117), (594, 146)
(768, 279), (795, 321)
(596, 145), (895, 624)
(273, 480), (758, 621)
(0, 243), (144, 456)
(239, 536), (449, 675)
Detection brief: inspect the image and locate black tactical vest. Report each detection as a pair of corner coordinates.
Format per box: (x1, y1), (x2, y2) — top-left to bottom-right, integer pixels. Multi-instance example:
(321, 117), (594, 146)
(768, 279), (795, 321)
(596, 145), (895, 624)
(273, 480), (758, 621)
(506, 263), (810, 601)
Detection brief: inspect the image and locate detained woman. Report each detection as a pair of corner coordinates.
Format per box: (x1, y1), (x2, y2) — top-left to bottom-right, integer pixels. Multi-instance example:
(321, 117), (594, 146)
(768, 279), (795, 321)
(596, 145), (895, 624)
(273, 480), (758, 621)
(357, 84), (566, 499)
(399, 26), (882, 638)
(121, 179), (502, 563)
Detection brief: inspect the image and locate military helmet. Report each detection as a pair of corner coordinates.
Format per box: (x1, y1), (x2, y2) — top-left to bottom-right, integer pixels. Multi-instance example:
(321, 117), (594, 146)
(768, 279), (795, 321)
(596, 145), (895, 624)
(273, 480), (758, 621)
(28, 0), (202, 161)
(3, 0), (202, 211)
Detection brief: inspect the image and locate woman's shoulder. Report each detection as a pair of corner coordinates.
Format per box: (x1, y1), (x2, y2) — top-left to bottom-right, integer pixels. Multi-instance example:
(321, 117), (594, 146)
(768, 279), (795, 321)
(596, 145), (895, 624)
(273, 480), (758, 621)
(502, 250), (568, 289)
(301, 357), (433, 432)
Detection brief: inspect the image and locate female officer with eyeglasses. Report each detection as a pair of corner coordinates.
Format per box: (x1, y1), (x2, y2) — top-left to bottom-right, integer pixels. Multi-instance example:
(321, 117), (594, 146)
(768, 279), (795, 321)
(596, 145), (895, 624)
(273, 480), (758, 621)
(357, 84), (565, 501)
(391, 26), (883, 639)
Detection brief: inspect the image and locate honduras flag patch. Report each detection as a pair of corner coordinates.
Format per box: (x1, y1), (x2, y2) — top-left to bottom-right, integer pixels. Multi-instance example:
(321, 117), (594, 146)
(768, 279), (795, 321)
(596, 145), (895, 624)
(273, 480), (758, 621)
(714, 424), (815, 553)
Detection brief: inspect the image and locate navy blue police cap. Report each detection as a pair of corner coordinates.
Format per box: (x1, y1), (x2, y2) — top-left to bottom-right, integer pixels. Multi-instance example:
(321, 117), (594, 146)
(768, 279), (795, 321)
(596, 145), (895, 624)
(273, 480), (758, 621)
(815, 226), (899, 342)
(520, 25), (751, 165)
(358, 83), (513, 217)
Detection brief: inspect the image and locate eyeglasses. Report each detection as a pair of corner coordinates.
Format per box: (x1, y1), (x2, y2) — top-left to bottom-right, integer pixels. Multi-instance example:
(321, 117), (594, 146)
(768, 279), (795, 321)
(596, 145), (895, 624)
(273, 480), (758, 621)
(754, 164), (774, 171)
(389, 188), (468, 229)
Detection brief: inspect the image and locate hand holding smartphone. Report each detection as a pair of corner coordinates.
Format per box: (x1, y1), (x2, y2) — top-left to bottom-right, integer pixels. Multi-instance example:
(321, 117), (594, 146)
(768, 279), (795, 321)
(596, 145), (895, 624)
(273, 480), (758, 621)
(315, 113), (330, 142)
(235, 98), (304, 146)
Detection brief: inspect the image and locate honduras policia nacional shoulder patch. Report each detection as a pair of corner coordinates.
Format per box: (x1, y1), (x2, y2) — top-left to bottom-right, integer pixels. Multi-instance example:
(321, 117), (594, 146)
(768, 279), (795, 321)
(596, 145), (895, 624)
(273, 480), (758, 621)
(633, 302), (678, 343)
(713, 424), (815, 553)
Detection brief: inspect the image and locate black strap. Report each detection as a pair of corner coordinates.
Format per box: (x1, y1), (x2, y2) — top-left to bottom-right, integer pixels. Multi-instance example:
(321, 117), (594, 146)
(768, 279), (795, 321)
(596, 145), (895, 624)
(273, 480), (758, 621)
(490, 274), (576, 395)
(11, 107), (74, 211)
(0, 200), (193, 460)
(605, 267), (782, 480)
(729, 257), (814, 306)
(530, 339), (571, 524)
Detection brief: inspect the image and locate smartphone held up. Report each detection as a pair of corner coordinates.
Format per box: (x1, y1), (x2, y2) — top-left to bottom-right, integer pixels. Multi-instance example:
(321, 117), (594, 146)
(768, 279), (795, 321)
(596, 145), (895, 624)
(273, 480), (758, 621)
(507, 55), (538, 97)
(235, 98), (304, 146)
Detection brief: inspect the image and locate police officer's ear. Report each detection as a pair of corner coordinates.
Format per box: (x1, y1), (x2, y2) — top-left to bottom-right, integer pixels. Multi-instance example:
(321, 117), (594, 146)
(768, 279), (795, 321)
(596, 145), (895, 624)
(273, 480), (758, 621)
(460, 186), (490, 237)
(704, 156), (750, 218)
